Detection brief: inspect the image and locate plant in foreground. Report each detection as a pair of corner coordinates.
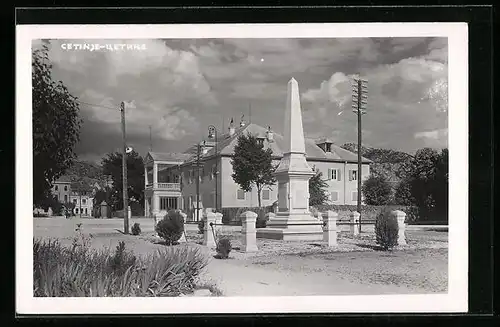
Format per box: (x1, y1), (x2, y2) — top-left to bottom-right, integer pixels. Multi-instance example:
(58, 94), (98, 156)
(131, 222), (141, 235)
(374, 207), (399, 250)
(33, 238), (210, 297)
(155, 210), (185, 245)
(215, 237), (232, 259)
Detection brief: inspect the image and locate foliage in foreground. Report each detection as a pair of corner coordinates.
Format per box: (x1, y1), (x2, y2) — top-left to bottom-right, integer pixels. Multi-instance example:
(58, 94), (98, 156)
(131, 222), (141, 236)
(33, 238), (209, 297)
(215, 238), (232, 259)
(155, 210), (185, 245)
(374, 207), (399, 250)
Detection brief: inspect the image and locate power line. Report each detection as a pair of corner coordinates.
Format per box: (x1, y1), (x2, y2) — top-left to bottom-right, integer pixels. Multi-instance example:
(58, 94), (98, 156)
(76, 99), (118, 110)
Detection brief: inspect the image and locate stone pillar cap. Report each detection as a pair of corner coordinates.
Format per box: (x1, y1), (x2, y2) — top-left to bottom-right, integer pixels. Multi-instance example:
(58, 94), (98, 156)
(240, 211), (258, 218)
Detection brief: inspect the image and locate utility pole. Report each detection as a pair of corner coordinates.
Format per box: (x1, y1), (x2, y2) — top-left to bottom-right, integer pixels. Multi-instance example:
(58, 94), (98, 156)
(249, 102), (252, 124)
(120, 101), (129, 234)
(352, 77), (368, 234)
(196, 143), (201, 222)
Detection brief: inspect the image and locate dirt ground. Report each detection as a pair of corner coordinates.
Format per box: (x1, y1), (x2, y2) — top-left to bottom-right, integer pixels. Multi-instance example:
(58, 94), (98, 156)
(33, 217), (448, 296)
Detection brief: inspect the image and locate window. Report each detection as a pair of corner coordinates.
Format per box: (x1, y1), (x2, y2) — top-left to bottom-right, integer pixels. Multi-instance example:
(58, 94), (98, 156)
(64, 195), (68, 203)
(328, 168), (341, 181)
(349, 170), (358, 181)
(75, 208), (79, 214)
(257, 138), (265, 147)
(262, 189), (270, 200)
(55, 185), (58, 191)
(237, 189), (246, 200)
(352, 191), (358, 202)
(64, 186), (67, 191)
(82, 199), (87, 205)
(325, 143), (332, 152)
(85, 208), (88, 215)
(331, 191), (339, 202)
(73, 199), (77, 204)
(160, 197), (178, 210)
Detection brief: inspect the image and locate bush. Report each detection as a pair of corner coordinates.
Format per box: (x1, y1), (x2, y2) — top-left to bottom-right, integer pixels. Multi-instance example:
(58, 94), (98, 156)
(131, 222), (141, 235)
(215, 238), (232, 259)
(155, 210), (185, 245)
(33, 238), (209, 297)
(374, 207), (399, 250)
(198, 219), (205, 234)
(255, 209), (269, 228)
(221, 206), (274, 225)
(362, 175), (393, 205)
(312, 204), (418, 222)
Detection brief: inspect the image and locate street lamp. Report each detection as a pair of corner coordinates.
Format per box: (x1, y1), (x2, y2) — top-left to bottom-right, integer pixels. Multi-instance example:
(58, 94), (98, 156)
(208, 125), (218, 212)
(120, 101), (130, 234)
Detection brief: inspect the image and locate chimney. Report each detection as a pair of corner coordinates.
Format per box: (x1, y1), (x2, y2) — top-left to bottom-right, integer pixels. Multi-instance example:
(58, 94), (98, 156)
(266, 125), (274, 142)
(240, 114), (246, 127)
(228, 117), (235, 137)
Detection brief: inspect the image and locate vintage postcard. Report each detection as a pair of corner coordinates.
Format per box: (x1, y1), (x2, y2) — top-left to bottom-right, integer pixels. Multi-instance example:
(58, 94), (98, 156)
(17, 22), (468, 314)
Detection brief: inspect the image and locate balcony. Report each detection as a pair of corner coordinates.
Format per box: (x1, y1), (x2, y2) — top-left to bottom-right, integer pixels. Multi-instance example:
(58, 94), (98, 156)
(145, 183), (181, 191)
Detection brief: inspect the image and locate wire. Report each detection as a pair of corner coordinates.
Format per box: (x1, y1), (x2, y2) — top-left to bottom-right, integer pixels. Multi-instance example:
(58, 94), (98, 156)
(76, 99), (118, 110)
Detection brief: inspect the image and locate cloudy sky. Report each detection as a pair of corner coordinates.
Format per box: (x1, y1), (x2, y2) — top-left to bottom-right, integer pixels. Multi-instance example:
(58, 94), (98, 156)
(35, 37), (448, 163)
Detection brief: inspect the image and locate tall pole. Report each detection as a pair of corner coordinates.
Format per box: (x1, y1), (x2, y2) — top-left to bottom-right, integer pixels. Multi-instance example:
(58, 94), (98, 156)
(352, 77), (367, 234)
(121, 102), (129, 234)
(208, 125), (218, 212)
(196, 143), (201, 222)
(357, 79), (362, 234)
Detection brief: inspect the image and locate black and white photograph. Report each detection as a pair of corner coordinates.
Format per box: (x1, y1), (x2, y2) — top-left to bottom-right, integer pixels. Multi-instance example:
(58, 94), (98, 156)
(16, 23), (468, 314)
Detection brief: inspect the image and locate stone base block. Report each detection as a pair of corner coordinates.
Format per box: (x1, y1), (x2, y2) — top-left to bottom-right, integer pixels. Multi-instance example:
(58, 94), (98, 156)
(256, 227), (323, 241)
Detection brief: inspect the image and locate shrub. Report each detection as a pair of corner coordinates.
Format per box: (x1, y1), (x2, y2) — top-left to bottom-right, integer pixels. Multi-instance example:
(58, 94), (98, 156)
(33, 238), (209, 297)
(255, 209), (269, 228)
(361, 175), (393, 205)
(374, 207), (399, 250)
(131, 222), (141, 235)
(198, 219), (205, 234)
(215, 238), (232, 259)
(221, 206), (274, 225)
(155, 210), (185, 245)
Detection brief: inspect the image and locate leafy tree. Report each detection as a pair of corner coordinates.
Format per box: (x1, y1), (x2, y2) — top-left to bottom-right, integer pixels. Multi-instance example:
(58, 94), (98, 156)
(394, 148), (448, 222)
(102, 150), (145, 212)
(309, 170), (329, 206)
(361, 175), (393, 205)
(231, 132), (276, 208)
(32, 43), (82, 208)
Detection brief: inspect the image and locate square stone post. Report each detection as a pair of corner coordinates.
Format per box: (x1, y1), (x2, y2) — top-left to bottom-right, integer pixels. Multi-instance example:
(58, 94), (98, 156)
(215, 212), (223, 225)
(178, 211), (187, 243)
(350, 211), (360, 236)
(240, 211), (258, 252)
(392, 210), (407, 245)
(203, 212), (217, 248)
(322, 210), (338, 246)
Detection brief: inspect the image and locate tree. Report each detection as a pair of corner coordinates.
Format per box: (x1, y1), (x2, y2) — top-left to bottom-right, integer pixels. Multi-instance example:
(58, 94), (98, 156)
(309, 170), (329, 206)
(102, 150), (145, 213)
(231, 132), (276, 208)
(394, 148), (448, 222)
(361, 175), (393, 205)
(32, 43), (82, 208)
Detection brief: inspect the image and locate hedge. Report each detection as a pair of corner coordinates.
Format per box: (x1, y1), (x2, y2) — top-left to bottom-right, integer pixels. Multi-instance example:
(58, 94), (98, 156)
(221, 206), (274, 225)
(312, 204), (419, 223)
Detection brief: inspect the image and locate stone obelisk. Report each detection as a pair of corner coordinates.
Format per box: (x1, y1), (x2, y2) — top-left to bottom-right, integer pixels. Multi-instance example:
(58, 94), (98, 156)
(257, 78), (323, 241)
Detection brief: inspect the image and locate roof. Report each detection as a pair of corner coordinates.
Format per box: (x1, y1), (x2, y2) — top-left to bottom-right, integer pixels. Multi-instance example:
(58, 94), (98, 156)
(146, 152), (192, 163)
(54, 175), (72, 183)
(184, 123), (371, 164)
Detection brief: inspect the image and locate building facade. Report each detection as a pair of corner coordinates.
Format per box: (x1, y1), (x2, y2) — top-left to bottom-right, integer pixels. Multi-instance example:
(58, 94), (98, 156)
(51, 175), (72, 203)
(144, 121), (371, 221)
(70, 193), (94, 217)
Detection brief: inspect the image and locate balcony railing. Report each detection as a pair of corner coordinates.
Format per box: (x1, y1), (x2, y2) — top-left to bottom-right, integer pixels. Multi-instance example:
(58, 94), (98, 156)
(146, 183), (181, 191)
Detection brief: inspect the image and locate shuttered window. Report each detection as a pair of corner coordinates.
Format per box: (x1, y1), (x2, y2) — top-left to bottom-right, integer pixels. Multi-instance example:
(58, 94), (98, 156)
(331, 191), (339, 202)
(263, 189), (270, 200)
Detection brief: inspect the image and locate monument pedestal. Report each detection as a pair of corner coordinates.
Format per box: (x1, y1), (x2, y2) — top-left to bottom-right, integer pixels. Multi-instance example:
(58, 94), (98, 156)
(257, 213), (323, 241)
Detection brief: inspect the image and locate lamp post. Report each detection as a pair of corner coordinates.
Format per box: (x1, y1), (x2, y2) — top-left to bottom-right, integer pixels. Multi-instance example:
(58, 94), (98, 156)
(208, 125), (218, 212)
(351, 77), (368, 234)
